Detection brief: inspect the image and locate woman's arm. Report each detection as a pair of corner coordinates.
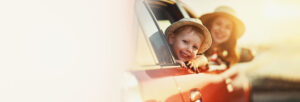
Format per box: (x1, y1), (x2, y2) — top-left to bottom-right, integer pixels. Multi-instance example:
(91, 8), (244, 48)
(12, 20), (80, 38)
(220, 66), (239, 79)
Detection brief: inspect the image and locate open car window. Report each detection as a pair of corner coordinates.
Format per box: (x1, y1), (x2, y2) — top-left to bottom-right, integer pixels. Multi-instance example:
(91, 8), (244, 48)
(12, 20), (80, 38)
(134, 0), (175, 68)
(133, 0), (194, 70)
(148, 0), (189, 34)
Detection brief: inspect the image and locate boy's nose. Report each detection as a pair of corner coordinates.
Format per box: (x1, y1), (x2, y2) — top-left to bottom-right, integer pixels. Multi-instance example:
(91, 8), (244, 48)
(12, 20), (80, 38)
(187, 45), (193, 53)
(186, 47), (195, 58)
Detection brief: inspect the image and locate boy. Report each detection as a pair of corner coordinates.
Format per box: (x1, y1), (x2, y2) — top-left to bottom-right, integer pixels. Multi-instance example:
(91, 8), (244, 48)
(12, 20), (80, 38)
(165, 18), (212, 72)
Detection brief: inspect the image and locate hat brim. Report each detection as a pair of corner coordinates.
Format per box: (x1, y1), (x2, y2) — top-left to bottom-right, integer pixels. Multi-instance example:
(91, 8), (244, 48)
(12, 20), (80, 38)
(165, 19), (212, 54)
(200, 12), (245, 38)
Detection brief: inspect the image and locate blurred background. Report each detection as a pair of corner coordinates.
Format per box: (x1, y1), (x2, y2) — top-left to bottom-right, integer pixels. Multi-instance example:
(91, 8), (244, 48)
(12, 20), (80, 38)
(0, 0), (134, 102)
(182, 0), (300, 102)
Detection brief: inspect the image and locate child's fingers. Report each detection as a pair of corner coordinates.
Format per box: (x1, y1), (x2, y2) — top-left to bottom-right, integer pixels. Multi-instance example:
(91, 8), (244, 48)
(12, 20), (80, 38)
(186, 61), (192, 67)
(180, 61), (187, 68)
(195, 68), (200, 73)
(194, 67), (200, 73)
(183, 64), (187, 68)
(188, 61), (195, 68)
(181, 62), (187, 68)
(187, 61), (199, 73)
(176, 60), (187, 68)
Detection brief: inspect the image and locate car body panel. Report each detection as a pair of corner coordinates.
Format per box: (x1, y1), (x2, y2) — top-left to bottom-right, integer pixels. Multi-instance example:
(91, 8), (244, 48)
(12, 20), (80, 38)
(132, 68), (184, 102)
(131, 66), (250, 102)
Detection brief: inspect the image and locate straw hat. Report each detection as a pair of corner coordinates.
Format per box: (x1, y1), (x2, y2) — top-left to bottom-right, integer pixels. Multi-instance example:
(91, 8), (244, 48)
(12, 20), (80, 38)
(200, 6), (245, 38)
(165, 18), (212, 54)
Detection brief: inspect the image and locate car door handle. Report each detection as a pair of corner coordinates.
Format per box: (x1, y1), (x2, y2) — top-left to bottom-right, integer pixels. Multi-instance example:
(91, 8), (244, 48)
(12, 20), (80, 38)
(190, 89), (202, 102)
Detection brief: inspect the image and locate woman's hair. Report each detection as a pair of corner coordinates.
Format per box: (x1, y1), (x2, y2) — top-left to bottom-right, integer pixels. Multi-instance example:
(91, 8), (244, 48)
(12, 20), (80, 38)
(203, 16), (240, 66)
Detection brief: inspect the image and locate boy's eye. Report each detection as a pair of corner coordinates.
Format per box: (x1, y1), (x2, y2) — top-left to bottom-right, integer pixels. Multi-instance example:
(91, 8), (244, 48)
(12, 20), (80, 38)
(193, 46), (198, 50)
(183, 40), (188, 44)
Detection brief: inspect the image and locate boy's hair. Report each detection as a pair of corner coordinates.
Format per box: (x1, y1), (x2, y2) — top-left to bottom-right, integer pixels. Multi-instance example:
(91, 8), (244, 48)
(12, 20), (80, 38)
(172, 25), (204, 42)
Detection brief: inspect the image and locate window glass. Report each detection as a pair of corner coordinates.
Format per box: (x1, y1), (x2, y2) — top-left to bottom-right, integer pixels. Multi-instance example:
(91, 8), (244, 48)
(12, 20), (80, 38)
(157, 20), (171, 34)
(135, 1), (174, 65)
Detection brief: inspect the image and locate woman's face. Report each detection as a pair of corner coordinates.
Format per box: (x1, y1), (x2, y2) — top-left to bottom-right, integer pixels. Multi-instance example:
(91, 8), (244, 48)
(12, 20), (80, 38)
(210, 16), (233, 45)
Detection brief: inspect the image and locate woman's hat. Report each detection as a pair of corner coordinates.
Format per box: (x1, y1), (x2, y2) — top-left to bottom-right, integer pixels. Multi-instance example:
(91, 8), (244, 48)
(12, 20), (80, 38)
(165, 18), (212, 54)
(200, 6), (245, 38)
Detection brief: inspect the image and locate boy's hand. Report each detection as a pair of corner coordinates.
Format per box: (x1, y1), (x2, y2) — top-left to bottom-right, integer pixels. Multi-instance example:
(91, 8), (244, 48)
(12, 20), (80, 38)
(175, 60), (187, 68)
(186, 55), (209, 73)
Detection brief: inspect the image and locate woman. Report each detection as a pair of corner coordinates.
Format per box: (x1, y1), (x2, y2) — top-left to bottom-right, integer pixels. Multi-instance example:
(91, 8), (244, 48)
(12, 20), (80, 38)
(200, 6), (245, 68)
(199, 6), (250, 102)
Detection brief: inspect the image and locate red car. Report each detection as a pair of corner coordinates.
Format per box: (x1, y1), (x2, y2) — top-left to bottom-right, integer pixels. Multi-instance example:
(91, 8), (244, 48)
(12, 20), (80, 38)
(123, 0), (251, 102)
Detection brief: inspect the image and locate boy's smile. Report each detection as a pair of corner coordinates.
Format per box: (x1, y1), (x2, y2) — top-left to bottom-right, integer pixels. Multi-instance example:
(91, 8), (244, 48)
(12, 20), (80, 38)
(179, 50), (192, 60)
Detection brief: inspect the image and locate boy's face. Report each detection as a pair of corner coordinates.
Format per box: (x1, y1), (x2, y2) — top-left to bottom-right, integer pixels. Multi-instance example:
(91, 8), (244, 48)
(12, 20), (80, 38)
(169, 30), (202, 62)
(210, 17), (233, 45)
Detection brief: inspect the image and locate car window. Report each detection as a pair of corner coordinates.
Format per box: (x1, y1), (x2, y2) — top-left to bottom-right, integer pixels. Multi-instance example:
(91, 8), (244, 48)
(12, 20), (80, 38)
(134, 0), (175, 67)
(148, 0), (189, 34)
(157, 20), (171, 34)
